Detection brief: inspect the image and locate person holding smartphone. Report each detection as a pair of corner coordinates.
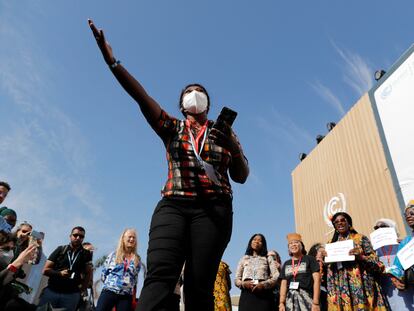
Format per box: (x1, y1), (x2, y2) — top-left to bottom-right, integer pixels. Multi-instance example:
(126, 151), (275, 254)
(88, 19), (249, 311)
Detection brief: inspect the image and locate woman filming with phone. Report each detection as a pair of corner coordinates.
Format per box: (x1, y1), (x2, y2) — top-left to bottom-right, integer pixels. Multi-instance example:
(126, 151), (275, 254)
(88, 20), (249, 311)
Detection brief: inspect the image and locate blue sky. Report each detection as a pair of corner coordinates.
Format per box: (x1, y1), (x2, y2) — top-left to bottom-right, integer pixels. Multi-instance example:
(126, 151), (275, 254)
(1, 0), (413, 295)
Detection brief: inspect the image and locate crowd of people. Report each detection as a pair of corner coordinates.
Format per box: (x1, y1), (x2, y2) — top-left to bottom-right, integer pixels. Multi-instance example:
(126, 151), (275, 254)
(1, 177), (414, 311)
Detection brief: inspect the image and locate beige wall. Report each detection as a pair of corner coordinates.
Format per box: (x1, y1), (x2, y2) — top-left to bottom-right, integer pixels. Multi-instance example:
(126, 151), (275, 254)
(291, 94), (406, 248)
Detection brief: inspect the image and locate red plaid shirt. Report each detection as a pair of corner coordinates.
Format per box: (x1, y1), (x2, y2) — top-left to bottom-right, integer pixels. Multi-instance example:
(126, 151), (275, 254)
(154, 110), (243, 197)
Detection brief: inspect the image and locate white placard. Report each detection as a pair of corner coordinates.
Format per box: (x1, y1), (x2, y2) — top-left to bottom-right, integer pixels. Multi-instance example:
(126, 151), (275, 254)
(396, 238), (414, 270)
(370, 227), (399, 250)
(325, 240), (355, 263)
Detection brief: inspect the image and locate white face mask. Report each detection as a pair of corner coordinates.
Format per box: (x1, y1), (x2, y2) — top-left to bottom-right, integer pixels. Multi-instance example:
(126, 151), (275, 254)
(0, 249), (14, 264)
(182, 90), (208, 114)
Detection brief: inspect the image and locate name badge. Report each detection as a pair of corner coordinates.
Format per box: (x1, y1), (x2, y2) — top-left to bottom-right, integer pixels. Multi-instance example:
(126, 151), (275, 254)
(124, 275), (130, 284)
(202, 161), (220, 185)
(289, 281), (299, 290)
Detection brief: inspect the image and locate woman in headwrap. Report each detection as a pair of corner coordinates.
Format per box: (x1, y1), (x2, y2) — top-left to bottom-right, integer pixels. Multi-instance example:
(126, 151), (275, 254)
(373, 217), (414, 310)
(325, 212), (387, 310)
(0, 207), (17, 232)
(279, 233), (320, 311)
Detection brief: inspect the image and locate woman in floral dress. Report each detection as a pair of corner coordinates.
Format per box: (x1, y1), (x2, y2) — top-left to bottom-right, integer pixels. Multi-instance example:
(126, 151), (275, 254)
(214, 261), (232, 311)
(326, 212), (387, 311)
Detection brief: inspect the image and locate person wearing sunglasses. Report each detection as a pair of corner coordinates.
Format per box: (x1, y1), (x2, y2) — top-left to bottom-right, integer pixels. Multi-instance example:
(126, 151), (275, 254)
(39, 226), (93, 311)
(373, 218), (414, 310)
(326, 212), (387, 310)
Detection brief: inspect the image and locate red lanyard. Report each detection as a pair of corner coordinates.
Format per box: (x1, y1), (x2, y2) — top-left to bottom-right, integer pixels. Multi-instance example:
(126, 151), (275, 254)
(291, 257), (302, 281)
(123, 258), (131, 273)
(380, 245), (393, 267)
(186, 120), (208, 154)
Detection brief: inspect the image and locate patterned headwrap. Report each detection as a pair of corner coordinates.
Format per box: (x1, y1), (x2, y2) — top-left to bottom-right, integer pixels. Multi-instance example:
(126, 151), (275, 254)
(405, 200), (414, 211)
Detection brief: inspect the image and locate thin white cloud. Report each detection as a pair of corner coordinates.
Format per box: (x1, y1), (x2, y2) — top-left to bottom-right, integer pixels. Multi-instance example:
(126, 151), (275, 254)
(0, 4), (106, 254)
(310, 81), (346, 116)
(331, 40), (374, 96)
(255, 107), (314, 148)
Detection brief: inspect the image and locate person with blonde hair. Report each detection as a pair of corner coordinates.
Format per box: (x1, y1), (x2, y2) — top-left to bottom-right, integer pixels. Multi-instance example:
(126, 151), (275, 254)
(96, 228), (142, 311)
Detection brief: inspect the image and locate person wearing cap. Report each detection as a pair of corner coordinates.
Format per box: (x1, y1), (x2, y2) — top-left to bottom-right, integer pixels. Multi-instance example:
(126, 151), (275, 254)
(388, 201), (414, 298)
(326, 212), (387, 311)
(235, 233), (279, 311)
(279, 233), (320, 311)
(373, 218), (414, 310)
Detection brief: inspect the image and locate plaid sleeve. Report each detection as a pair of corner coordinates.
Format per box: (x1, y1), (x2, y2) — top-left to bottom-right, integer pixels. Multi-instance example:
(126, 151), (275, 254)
(153, 109), (179, 141)
(231, 130), (248, 163)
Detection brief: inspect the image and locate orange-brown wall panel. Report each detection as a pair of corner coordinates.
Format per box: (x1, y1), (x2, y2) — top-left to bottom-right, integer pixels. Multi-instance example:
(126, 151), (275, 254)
(292, 94), (406, 248)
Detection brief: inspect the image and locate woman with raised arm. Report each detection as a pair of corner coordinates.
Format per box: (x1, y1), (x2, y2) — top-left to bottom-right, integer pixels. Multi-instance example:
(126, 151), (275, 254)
(88, 20), (249, 311)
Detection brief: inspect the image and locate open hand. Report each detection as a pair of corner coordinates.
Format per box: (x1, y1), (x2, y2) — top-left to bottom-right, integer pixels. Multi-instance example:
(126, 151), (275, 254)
(88, 19), (115, 65)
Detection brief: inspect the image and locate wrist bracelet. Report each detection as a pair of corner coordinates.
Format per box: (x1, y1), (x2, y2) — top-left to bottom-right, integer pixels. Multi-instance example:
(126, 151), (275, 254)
(7, 264), (18, 273)
(313, 302), (320, 305)
(109, 59), (121, 69)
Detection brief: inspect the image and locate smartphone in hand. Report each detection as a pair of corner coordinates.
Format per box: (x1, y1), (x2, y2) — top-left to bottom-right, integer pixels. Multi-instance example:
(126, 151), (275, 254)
(211, 107), (238, 133)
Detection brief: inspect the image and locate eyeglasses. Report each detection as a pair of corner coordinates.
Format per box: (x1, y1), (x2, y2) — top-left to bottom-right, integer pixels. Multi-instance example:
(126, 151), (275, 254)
(20, 230), (30, 234)
(333, 218), (347, 225)
(72, 234), (85, 239)
(374, 224), (389, 230)
(405, 211), (414, 218)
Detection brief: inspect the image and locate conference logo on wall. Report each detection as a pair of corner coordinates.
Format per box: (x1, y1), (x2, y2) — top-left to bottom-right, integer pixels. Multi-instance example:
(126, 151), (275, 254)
(323, 193), (347, 228)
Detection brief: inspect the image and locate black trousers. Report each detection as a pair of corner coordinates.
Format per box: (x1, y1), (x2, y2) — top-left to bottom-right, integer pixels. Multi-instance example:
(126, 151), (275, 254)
(137, 195), (233, 311)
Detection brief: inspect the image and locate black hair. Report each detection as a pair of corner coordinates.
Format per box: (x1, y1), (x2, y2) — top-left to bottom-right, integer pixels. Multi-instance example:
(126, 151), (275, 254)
(245, 233), (268, 257)
(178, 83), (210, 117)
(268, 249), (282, 265)
(0, 231), (16, 247)
(331, 212), (358, 242)
(308, 243), (323, 258)
(288, 241), (307, 257)
(71, 226), (85, 234)
(0, 181), (11, 191)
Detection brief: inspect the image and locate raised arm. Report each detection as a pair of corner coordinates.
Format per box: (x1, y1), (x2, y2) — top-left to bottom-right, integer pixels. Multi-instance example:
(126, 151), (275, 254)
(88, 19), (162, 128)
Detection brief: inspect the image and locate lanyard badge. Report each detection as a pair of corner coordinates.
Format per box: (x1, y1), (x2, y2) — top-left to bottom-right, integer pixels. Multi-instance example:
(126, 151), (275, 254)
(289, 257), (302, 290)
(186, 121), (220, 185)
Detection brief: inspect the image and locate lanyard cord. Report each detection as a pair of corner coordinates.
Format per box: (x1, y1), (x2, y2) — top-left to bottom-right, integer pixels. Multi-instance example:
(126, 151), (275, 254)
(380, 245), (394, 267)
(291, 257), (303, 281)
(186, 120), (208, 161)
(67, 250), (80, 271)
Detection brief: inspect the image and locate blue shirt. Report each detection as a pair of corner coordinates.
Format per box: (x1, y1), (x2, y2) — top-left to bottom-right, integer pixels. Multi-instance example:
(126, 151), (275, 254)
(101, 252), (140, 295)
